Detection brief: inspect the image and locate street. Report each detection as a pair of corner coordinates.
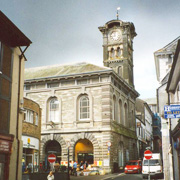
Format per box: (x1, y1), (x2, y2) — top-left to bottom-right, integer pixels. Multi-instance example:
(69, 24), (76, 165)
(70, 173), (164, 180)
(70, 173), (143, 180)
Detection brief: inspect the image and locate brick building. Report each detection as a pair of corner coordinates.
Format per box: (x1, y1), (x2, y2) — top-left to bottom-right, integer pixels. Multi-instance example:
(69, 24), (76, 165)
(0, 11), (31, 180)
(22, 97), (41, 173)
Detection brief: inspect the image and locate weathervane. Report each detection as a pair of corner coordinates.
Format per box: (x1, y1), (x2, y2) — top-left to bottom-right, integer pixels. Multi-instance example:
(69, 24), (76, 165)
(116, 7), (120, 20)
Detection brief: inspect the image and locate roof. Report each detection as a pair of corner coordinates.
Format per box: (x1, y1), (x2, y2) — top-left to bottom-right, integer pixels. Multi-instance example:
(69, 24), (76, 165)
(143, 98), (157, 105)
(0, 11), (31, 47)
(25, 62), (111, 80)
(154, 36), (180, 54)
(166, 39), (180, 93)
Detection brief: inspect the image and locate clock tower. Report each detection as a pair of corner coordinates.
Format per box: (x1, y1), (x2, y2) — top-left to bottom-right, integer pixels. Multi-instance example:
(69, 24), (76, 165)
(99, 19), (137, 87)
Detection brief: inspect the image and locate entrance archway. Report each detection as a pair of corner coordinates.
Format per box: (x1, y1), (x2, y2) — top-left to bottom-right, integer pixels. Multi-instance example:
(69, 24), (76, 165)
(74, 139), (93, 164)
(118, 142), (124, 167)
(45, 140), (61, 169)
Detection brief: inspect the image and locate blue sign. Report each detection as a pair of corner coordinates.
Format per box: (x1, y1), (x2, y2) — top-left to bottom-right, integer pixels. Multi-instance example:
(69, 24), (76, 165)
(164, 105), (180, 119)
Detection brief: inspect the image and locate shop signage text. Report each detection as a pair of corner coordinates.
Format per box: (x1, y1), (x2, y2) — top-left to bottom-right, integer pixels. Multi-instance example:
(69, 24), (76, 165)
(0, 140), (11, 153)
(164, 105), (180, 119)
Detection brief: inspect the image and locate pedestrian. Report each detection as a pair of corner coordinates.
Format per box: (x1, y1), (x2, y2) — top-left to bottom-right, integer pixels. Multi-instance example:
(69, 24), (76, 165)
(47, 171), (54, 180)
(73, 161), (77, 176)
(80, 161), (84, 171)
(84, 161), (88, 169)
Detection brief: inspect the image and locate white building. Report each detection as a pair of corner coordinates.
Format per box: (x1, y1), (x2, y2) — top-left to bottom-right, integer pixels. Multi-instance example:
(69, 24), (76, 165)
(154, 37), (180, 180)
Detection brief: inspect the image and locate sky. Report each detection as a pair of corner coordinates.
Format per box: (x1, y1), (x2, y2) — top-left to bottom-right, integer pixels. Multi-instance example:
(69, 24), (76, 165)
(1, 0), (180, 99)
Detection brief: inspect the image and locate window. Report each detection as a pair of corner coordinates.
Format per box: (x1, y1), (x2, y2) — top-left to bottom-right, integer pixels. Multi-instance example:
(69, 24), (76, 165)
(47, 82), (59, 88)
(49, 98), (59, 123)
(79, 96), (90, 120)
(124, 103), (128, 126)
(111, 48), (115, 58)
(118, 66), (123, 77)
(25, 110), (34, 124)
(117, 47), (121, 57)
(35, 113), (38, 125)
(24, 85), (31, 90)
(77, 79), (90, 85)
(119, 99), (123, 124)
(112, 96), (116, 121)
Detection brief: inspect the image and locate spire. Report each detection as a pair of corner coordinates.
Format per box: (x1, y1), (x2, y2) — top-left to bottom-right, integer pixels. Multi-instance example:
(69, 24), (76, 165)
(116, 7), (120, 20)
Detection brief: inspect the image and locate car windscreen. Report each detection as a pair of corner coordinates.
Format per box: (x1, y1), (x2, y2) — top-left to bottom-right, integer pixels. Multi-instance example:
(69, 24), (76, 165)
(143, 159), (161, 166)
(126, 162), (138, 165)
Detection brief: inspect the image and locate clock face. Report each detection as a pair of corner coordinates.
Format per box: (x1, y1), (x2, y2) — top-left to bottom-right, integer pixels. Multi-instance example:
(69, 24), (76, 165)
(110, 31), (120, 41)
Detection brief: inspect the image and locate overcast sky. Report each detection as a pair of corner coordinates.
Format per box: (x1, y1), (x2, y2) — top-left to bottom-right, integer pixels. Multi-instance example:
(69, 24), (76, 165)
(2, 0), (180, 99)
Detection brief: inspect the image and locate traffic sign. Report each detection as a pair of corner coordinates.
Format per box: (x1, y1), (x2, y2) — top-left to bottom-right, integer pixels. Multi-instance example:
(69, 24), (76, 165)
(107, 141), (111, 147)
(144, 150), (152, 160)
(48, 154), (56, 163)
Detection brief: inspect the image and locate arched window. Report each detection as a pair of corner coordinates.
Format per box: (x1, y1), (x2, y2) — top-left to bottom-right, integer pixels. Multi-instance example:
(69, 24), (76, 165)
(79, 95), (90, 120)
(124, 103), (128, 126)
(111, 48), (115, 58)
(112, 96), (116, 121)
(118, 66), (123, 77)
(117, 47), (121, 57)
(48, 97), (59, 123)
(119, 99), (123, 124)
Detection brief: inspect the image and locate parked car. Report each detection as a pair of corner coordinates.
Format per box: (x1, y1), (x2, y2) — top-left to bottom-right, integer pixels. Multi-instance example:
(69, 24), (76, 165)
(124, 160), (142, 174)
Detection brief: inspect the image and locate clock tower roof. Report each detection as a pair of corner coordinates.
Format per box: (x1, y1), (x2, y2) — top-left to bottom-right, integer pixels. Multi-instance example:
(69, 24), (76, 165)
(98, 19), (137, 38)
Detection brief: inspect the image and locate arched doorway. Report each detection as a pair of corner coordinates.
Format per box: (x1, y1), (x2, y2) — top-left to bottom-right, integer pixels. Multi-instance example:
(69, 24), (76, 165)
(45, 140), (61, 169)
(74, 139), (93, 164)
(118, 142), (124, 167)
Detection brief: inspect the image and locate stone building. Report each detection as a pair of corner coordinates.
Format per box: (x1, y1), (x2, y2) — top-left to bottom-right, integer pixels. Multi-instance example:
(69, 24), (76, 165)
(0, 11), (31, 180)
(22, 97), (41, 173)
(24, 18), (139, 172)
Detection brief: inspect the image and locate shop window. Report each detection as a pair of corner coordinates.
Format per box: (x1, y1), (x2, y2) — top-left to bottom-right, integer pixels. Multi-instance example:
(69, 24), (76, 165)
(24, 110), (34, 124)
(79, 95), (89, 120)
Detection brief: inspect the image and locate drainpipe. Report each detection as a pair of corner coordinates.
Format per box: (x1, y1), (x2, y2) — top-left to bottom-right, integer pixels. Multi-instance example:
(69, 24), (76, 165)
(167, 92), (175, 180)
(15, 46), (29, 180)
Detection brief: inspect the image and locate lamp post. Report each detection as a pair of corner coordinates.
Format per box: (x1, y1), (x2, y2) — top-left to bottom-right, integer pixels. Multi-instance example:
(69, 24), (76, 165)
(67, 141), (70, 180)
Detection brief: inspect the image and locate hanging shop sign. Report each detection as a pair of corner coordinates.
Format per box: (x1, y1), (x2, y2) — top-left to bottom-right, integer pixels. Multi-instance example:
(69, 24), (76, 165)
(22, 136), (39, 150)
(164, 105), (180, 119)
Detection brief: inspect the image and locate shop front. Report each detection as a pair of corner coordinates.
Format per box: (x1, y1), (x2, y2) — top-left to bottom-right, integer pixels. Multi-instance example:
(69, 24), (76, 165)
(22, 135), (39, 173)
(0, 134), (14, 180)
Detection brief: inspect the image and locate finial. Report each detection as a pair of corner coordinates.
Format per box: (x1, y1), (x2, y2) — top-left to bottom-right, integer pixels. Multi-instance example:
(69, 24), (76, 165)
(116, 7), (120, 20)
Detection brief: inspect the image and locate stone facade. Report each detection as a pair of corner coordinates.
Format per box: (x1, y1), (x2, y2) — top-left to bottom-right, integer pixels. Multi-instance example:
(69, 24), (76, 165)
(24, 18), (139, 172)
(24, 66), (138, 172)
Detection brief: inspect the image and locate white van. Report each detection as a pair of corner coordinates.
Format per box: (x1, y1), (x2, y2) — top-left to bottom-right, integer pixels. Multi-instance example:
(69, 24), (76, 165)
(142, 153), (164, 179)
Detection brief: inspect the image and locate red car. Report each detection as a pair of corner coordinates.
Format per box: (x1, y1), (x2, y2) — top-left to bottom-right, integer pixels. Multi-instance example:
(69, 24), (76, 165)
(124, 160), (142, 174)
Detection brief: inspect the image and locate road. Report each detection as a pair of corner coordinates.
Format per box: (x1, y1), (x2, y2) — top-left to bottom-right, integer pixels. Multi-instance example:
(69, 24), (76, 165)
(70, 173), (164, 180)
(70, 173), (143, 180)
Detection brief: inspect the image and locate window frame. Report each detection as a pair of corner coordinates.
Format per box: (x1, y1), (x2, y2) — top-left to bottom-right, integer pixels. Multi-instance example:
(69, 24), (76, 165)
(48, 97), (60, 123)
(79, 95), (90, 121)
